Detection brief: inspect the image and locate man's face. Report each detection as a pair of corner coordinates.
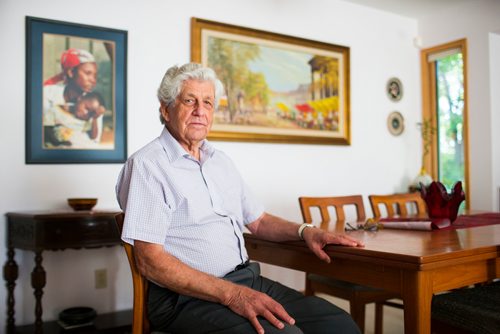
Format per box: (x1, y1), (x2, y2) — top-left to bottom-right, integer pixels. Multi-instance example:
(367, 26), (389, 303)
(161, 79), (215, 149)
(70, 62), (97, 93)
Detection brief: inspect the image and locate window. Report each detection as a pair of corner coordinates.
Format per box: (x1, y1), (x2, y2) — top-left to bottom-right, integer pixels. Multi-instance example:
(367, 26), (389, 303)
(421, 39), (469, 208)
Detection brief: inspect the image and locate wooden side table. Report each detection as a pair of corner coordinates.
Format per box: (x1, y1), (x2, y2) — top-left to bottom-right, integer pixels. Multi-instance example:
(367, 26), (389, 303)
(3, 210), (123, 334)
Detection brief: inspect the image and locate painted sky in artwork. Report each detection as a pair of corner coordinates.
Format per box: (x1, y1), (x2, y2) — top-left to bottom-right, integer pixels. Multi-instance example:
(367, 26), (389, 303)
(248, 46), (312, 92)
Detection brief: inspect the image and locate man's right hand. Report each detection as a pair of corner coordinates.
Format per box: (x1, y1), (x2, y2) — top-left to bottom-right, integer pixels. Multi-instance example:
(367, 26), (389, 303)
(223, 284), (295, 334)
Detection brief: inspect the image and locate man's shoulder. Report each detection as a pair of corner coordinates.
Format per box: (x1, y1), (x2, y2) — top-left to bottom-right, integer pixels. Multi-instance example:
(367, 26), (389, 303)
(127, 137), (165, 164)
(210, 147), (234, 163)
(208, 148), (242, 174)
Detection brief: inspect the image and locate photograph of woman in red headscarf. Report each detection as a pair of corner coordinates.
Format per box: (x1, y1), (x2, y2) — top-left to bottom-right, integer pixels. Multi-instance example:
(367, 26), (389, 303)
(42, 36), (115, 149)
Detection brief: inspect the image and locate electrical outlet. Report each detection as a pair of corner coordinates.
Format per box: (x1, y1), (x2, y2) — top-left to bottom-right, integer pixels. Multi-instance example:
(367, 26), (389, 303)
(95, 269), (107, 289)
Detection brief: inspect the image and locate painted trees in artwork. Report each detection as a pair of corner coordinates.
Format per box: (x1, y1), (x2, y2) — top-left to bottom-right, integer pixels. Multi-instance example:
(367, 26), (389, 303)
(208, 37), (269, 123)
(206, 37), (341, 132)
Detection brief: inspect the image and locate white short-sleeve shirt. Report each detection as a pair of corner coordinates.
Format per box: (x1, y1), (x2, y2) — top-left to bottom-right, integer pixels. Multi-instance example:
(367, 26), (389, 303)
(116, 128), (264, 277)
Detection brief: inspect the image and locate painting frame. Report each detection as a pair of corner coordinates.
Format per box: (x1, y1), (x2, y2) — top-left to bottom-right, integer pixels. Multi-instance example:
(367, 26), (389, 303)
(387, 111), (405, 136)
(191, 18), (350, 145)
(26, 16), (127, 164)
(387, 77), (403, 102)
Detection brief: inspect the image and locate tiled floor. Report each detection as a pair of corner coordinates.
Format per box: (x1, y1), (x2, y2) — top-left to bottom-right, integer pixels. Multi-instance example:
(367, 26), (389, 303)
(318, 294), (405, 334)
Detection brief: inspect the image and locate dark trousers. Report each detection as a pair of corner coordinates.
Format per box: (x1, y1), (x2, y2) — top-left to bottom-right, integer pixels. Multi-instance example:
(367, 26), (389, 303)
(148, 262), (360, 333)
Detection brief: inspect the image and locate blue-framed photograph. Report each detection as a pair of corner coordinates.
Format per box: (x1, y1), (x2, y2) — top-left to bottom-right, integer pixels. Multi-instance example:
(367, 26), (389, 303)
(26, 16), (127, 163)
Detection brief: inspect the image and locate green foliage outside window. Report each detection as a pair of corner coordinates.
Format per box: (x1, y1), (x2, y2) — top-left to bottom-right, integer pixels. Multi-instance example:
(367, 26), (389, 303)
(436, 53), (465, 191)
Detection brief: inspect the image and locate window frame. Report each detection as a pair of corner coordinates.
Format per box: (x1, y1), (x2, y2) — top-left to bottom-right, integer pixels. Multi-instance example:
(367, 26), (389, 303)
(420, 39), (470, 209)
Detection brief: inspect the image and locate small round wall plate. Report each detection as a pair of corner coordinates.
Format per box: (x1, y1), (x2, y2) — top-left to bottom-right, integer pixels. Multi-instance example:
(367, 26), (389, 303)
(387, 111), (404, 136)
(387, 77), (403, 102)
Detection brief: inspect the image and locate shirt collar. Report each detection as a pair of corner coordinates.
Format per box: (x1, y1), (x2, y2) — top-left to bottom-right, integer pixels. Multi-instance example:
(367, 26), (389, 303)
(159, 127), (215, 163)
(200, 138), (215, 162)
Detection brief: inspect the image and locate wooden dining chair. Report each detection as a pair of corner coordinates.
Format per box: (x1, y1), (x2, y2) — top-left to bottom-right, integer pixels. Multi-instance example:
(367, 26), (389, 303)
(115, 212), (151, 334)
(368, 192), (428, 311)
(299, 195), (398, 334)
(431, 280), (500, 334)
(369, 192), (427, 219)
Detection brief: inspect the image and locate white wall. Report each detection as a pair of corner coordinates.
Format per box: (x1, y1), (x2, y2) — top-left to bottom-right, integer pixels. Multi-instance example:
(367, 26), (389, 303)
(418, 0), (500, 210)
(0, 0), (422, 326)
(490, 32), (500, 211)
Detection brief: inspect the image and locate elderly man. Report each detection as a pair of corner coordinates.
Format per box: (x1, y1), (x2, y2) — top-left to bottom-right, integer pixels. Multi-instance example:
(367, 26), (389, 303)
(116, 63), (363, 334)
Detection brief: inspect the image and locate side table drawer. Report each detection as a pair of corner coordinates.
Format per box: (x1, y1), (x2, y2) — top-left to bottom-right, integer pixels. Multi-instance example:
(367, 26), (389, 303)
(39, 216), (121, 249)
(6, 211), (122, 250)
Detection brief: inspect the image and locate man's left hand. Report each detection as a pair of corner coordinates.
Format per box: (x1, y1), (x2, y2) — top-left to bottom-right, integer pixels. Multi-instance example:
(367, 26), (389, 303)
(302, 228), (364, 263)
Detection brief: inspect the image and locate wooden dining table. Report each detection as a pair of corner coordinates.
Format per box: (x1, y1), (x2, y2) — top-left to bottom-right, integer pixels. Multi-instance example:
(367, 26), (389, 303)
(243, 221), (500, 334)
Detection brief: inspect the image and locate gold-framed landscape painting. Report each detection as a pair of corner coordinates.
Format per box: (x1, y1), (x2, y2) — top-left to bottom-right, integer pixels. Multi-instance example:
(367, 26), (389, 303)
(191, 18), (350, 145)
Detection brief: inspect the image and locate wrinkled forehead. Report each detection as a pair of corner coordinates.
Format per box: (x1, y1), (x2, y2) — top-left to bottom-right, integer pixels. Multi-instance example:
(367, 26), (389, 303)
(179, 79), (215, 98)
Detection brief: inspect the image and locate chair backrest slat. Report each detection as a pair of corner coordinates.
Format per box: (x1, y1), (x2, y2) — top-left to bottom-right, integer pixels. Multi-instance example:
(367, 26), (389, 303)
(369, 193), (427, 219)
(299, 195), (366, 230)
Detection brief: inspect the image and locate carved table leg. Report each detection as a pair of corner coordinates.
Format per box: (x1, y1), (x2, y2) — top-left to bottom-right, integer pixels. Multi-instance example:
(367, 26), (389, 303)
(31, 251), (46, 334)
(3, 246), (18, 334)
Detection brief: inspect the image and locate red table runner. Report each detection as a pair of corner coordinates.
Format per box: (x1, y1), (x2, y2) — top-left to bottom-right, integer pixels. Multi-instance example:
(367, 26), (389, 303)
(377, 213), (500, 231)
(450, 212), (500, 229)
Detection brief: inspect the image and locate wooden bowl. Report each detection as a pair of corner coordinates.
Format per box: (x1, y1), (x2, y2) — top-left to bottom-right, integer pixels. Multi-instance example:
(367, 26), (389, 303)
(67, 198), (97, 211)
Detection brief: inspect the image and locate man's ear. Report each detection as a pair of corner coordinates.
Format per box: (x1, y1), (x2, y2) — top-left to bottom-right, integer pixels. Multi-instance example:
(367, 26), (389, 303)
(160, 102), (170, 122)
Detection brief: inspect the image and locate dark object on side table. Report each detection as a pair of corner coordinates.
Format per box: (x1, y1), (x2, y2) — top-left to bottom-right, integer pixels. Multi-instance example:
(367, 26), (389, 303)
(59, 307), (97, 327)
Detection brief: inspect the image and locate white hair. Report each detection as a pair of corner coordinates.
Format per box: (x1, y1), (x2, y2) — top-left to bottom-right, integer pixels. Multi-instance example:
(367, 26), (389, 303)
(157, 63), (224, 124)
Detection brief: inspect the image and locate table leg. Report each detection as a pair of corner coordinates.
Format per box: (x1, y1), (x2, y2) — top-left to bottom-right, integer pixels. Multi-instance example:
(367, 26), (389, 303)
(401, 270), (433, 334)
(3, 246), (18, 334)
(31, 250), (46, 334)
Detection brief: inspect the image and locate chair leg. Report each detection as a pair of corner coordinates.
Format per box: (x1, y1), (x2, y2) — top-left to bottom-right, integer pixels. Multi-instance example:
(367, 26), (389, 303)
(349, 302), (366, 333)
(374, 302), (384, 334)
